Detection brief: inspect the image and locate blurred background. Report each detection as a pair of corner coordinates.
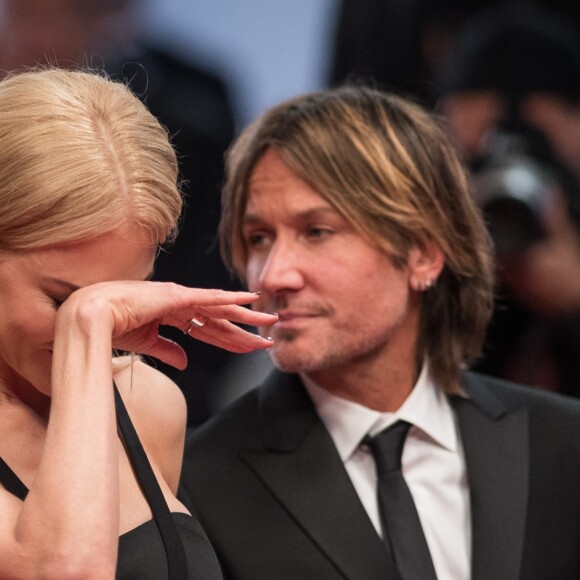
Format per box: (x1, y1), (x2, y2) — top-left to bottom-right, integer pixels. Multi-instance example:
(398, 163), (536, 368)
(140, 0), (337, 126)
(3, 0), (580, 424)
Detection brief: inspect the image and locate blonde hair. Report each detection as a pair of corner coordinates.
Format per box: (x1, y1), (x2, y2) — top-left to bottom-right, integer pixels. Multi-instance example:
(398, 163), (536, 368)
(0, 68), (182, 251)
(221, 86), (495, 393)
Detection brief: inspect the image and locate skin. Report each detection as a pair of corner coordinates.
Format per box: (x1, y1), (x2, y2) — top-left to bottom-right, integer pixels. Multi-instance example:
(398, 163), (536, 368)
(0, 225), (156, 404)
(0, 222), (277, 578)
(242, 148), (443, 412)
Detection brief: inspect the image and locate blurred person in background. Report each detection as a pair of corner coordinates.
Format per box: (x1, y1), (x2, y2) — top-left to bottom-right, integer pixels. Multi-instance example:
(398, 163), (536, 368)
(470, 128), (580, 395)
(436, 2), (580, 395)
(328, 0), (492, 108)
(0, 0), (239, 425)
(328, 0), (580, 111)
(436, 2), (580, 173)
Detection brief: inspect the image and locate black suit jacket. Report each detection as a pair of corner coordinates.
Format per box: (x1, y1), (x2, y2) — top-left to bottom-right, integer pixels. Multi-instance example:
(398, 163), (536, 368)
(180, 370), (580, 579)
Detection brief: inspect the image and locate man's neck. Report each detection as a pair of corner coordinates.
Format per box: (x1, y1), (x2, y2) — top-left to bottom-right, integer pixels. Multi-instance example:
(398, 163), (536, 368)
(301, 353), (420, 413)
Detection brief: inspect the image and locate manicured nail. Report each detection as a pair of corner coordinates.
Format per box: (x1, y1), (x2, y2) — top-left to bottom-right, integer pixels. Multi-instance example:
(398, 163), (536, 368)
(265, 336), (274, 341)
(252, 290), (262, 295)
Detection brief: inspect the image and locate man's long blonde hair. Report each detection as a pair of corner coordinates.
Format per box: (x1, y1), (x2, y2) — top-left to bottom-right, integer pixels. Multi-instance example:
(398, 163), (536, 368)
(220, 86), (494, 393)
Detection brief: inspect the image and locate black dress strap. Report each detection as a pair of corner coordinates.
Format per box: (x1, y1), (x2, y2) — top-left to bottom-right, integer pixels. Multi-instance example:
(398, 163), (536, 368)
(0, 456), (28, 500)
(113, 381), (189, 579)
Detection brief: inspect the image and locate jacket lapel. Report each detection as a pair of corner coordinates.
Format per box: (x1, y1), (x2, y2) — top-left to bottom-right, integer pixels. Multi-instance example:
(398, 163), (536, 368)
(454, 373), (529, 580)
(241, 371), (400, 580)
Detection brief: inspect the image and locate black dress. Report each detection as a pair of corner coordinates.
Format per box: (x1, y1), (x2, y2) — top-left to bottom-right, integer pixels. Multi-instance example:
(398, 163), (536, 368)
(0, 385), (223, 580)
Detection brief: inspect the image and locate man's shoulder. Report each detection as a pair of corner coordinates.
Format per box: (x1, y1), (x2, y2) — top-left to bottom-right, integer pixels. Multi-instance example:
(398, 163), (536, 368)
(184, 370), (306, 457)
(185, 387), (261, 453)
(461, 370), (580, 422)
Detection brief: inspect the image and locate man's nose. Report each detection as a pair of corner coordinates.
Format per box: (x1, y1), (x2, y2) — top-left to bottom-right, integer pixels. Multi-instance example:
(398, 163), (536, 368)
(258, 240), (305, 295)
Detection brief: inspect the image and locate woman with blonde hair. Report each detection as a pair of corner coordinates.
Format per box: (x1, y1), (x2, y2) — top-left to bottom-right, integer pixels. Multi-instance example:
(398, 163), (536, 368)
(0, 68), (276, 579)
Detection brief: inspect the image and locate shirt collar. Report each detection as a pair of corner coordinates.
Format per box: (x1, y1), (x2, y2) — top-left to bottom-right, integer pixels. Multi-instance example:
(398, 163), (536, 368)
(303, 361), (458, 462)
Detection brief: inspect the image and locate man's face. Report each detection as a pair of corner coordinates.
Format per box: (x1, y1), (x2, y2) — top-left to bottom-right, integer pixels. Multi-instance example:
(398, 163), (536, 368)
(242, 148), (423, 378)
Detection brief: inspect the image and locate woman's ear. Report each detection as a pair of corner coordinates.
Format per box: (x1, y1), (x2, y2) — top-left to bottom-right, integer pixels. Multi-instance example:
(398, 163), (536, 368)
(408, 240), (445, 292)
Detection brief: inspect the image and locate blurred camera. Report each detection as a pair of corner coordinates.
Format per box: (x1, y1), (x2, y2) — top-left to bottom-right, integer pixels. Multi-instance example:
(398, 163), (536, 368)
(470, 123), (571, 257)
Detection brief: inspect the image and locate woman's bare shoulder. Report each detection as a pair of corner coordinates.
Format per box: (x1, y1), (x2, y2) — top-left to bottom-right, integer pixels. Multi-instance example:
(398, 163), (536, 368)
(114, 357), (186, 408)
(113, 358), (188, 474)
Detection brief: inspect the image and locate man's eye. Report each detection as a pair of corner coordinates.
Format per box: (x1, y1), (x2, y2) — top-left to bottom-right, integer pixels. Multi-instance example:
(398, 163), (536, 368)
(307, 227), (332, 239)
(247, 232), (269, 247)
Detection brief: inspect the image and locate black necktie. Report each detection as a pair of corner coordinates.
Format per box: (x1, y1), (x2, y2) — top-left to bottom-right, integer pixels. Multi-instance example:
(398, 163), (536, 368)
(364, 421), (438, 580)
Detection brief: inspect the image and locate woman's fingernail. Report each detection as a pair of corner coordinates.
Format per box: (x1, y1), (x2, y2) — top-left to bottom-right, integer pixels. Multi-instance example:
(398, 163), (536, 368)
(264, 336), (274, 341)
(252, 290), (262, 295)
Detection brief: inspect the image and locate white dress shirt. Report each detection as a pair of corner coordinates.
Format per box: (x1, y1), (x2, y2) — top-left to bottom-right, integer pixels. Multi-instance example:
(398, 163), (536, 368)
(303, 362), (472, 580)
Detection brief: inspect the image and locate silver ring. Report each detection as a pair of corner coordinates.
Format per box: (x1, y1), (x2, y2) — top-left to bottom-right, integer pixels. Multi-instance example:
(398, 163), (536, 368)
(184, 315), (209, 335)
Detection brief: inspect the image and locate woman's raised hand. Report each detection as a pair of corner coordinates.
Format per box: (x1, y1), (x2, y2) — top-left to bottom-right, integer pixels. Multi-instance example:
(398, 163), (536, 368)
(55, 281), (277, 369)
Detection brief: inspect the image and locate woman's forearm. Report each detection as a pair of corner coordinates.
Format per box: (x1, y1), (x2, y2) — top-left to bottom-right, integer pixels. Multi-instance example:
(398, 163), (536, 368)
(14, 301), (119, 578)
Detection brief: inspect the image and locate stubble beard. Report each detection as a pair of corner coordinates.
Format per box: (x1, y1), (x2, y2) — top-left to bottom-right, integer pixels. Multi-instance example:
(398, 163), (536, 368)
(268, 325), (389, 375)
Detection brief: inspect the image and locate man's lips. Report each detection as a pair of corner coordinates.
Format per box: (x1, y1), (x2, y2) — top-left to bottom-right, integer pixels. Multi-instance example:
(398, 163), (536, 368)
(273, 311), (320, 328)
